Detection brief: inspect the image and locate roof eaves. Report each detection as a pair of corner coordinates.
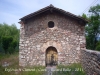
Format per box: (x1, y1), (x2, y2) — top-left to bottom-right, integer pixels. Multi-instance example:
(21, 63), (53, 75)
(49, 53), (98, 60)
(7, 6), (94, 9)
(20, 5), (53, 20)
(19, 4), (88, 24)
(53, 7), (88, 23)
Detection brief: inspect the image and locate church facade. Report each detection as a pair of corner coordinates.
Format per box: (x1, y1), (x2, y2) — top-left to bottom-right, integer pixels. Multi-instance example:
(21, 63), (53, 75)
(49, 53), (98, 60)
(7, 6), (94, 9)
(19, 5), (87, 66)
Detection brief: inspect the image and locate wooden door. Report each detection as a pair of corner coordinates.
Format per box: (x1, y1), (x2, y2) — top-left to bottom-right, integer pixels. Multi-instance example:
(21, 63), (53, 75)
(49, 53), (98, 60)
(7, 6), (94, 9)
(46, 47), (58, 66)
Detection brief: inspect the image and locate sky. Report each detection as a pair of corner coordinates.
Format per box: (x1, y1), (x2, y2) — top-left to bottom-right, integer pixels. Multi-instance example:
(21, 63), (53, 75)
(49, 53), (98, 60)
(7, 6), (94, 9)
(0, 0), (100, 29)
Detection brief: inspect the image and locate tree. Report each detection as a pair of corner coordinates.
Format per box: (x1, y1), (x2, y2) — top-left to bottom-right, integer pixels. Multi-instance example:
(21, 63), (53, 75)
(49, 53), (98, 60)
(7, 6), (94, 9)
(95, 41), (100, 51)
(2, 36), (13, 54)
(82, 4), (100, 50)
(8, 41), (17, 54)
(0, 23), (19, 54)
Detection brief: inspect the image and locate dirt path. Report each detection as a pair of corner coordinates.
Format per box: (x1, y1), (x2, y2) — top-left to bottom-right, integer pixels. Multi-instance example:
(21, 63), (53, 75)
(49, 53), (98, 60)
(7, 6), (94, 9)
(44, 66), (56, 75)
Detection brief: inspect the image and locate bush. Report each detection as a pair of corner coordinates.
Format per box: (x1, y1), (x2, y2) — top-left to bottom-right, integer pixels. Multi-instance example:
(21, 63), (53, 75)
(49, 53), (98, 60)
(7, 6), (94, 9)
(96, 45), (100, 51)
(8, 47), (15, 54)
(1, 36), (13, 54)
(96, 41), (100, 51)
(53, 63), (86, 75)
(0, 23), (19, 54)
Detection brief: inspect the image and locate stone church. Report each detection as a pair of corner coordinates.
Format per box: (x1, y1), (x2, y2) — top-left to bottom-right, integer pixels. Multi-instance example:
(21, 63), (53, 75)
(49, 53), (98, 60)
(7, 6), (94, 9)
(19, 4), (87, 66)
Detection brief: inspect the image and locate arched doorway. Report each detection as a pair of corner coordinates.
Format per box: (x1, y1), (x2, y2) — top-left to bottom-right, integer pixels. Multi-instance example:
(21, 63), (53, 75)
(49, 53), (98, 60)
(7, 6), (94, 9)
(45, 46), (58, 66)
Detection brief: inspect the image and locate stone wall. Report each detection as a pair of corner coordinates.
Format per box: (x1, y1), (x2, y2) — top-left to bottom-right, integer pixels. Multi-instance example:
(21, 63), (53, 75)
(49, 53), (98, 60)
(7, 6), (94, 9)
(19, 12), (86, 66)
(81, 50), (100, 75)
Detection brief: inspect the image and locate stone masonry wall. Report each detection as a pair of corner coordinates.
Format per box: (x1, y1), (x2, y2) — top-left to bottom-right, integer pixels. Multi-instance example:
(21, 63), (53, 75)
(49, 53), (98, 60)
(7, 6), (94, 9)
(19, 12), (86, 66)
(81, 50), (100, 75)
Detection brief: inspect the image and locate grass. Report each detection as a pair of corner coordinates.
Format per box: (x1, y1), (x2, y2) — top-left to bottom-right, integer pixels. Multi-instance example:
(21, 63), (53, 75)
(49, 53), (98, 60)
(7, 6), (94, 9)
(0, 52), (45, 75)
(53, 63), (86, 75)
(0, 53), (86, 75)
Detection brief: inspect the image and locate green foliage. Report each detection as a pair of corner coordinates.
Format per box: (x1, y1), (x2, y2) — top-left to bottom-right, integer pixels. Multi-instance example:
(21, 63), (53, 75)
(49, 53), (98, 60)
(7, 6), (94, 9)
(96, 45), (100, 51)
(10, 41), (17, 49)
(89, 4), (100, 16)
(0, 53), (45, 75)
(8, 47), (15, 54)
(82, 13), (88, 20)
(95, 41), (100, 51)
(0, 23), (19, 54)
(2, 36), (13, 54)
(0, 23), (19, 41)
(82, 4), (100, 50)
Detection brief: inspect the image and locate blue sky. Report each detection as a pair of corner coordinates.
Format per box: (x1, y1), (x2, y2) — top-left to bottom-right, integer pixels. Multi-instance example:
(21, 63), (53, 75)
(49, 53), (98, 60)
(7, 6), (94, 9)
(0, 0), (100, 29)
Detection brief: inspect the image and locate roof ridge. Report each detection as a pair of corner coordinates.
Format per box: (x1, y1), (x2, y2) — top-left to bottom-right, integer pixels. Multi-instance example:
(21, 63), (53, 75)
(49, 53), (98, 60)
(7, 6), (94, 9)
(19, 4), (88, 24)
(49, 4), (54, 7)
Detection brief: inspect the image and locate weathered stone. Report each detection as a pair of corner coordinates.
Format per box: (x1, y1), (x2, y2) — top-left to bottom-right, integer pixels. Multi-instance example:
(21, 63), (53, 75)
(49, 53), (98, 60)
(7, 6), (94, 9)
(20, 55), (25, 59)
(19, 5), (86, 67)
(26, 41), (29, 43)
(81, 50), (100, 75)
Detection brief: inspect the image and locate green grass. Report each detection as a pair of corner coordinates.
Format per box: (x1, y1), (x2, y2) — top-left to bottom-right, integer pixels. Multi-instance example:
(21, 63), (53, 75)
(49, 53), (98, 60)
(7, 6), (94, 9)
(0, 52), (45, 75)
(0, 53), (86, 75)
(53, 63), (86, 75)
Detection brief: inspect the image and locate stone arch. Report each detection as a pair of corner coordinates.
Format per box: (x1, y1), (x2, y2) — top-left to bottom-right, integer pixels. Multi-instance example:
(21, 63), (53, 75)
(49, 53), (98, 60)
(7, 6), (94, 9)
(41, 41), (63, 66)
(41, 41), (62, 53)
(45, 46), (58, 66)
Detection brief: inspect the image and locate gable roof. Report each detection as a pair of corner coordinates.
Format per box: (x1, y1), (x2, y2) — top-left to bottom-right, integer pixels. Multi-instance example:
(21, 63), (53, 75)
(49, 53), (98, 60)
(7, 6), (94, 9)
(19, 4), (88, 24)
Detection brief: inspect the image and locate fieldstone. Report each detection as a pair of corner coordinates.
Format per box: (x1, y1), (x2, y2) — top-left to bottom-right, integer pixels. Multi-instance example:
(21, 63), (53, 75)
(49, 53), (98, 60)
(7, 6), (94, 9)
(19, 5), (86, 67)
(26, 41), (29, 43)
(81, 50), (100, 75)
(21, 55), (25, 59)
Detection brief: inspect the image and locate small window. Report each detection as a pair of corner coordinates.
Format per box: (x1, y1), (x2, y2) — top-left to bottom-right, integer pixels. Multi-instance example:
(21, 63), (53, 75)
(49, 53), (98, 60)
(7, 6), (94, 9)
(48, 21), (54, 28)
